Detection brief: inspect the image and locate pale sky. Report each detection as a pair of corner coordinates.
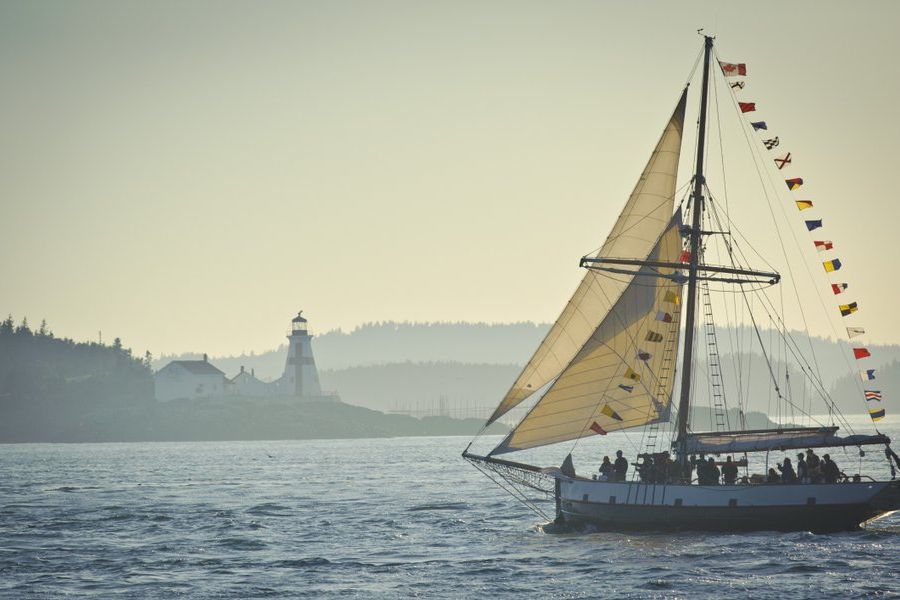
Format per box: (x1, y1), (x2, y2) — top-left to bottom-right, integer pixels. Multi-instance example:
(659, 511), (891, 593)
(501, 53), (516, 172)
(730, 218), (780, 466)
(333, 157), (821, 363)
(2, 1), (899, 356)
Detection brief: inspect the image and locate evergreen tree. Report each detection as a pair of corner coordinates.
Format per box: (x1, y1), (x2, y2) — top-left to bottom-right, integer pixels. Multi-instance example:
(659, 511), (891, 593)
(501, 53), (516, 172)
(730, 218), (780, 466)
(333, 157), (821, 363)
(0, 315), (13, 336)
(15, 317), (32, 336)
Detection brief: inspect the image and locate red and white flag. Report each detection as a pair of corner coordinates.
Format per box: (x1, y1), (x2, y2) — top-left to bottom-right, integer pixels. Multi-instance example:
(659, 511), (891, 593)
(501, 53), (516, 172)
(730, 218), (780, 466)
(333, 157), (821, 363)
(814, 240), (833, 252)
(720, 62), (747, 77)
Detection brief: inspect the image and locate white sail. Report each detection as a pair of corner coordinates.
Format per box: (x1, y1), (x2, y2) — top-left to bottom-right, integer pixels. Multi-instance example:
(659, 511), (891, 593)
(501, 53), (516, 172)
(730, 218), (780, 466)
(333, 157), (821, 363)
(486, 90), (687, 425)
(492, 213), (684, 454)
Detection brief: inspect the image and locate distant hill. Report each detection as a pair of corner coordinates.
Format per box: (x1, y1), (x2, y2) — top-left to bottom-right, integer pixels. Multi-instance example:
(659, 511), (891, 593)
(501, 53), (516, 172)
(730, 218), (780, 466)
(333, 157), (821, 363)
(0, 315), (508, 443)
(830, 359), (898, 416)
(156, 322), (900, 392)
(318, 362), (522, 416)
(155, 321), (551, 379)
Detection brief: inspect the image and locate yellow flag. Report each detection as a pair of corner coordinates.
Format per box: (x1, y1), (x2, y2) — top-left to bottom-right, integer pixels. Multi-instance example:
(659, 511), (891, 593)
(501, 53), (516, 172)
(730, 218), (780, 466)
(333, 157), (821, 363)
(663, 290), (681, 305)
(624, 367), (641, 382)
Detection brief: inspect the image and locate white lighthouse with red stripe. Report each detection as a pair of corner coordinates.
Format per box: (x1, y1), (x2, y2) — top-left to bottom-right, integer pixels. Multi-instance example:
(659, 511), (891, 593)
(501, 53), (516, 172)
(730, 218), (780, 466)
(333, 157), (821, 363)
(282, 311), (322, 397)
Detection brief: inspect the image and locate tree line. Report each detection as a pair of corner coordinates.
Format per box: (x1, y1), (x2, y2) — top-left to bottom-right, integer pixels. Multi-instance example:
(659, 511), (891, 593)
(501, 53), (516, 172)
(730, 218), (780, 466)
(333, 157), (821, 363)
(0, 315), (154, 441)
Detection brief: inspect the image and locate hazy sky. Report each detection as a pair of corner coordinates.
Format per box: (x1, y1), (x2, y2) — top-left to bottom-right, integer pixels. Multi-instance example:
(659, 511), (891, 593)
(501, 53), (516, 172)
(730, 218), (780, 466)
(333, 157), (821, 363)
(2, 1), (899, 356)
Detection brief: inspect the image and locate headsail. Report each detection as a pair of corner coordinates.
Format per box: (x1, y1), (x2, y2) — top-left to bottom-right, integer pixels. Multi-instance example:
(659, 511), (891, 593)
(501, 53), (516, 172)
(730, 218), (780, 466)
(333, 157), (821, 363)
(491, 213), (685, 454)
(486, 90), (687, 425)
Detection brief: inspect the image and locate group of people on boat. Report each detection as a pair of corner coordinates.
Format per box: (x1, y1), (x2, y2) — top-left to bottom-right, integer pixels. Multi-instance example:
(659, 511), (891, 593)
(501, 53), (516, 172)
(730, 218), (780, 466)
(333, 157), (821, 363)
(597, 448), (852, 485)
(768, 449), (849, 484)
(596, 450), (630, 482)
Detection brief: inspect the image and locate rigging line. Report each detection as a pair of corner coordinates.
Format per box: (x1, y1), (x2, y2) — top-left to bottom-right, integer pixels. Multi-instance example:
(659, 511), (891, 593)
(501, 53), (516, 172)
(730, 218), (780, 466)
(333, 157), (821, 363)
(683, 45), (704, 89)
(731, 274), (856, 433)
(721, 98), (865, 436)
(735, 286), (859, 436)
(705, 195), (846, 429)
(707, 200), (748, 428)
(710, 53), (747, 430)
(714, 59), (831, 399)
(714, 201), (827, 427)
(468, 460), (550, 521)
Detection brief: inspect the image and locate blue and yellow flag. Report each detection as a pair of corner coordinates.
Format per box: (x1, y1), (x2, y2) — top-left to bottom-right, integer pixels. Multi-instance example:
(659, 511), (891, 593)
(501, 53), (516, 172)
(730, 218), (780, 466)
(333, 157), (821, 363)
(869, 408), (886, 421)
(823, 259), (842, 272)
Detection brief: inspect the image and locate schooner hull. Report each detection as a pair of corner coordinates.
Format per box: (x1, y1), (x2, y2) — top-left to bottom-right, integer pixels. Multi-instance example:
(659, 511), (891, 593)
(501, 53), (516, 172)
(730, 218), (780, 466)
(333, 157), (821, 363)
(557, 479), (900, 533)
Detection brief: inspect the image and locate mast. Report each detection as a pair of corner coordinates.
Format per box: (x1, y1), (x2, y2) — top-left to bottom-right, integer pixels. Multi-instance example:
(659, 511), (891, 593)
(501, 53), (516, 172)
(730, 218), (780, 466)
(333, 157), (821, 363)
(676, 35), (714, 459)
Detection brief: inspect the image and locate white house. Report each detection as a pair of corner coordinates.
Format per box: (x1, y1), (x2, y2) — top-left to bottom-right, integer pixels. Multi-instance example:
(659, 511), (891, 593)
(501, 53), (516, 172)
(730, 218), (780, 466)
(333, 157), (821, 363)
(227, 366), (269, 396)
(154, 355), (226, 402)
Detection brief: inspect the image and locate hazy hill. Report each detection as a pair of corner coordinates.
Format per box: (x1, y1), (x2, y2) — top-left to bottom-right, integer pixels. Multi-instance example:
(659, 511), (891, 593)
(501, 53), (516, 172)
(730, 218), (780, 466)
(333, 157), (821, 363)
(318, 362), (522, 416)
(155, 321), (551, 379)
(153, 322), (899, 420)
(831, 359), (899, 414)
(156, 322), (900, 388)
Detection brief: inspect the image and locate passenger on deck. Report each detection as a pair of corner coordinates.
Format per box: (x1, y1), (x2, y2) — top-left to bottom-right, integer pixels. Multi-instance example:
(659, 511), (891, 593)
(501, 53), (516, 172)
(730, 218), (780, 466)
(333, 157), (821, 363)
(822, 454), (843, 484)
(706, 457), (720, 485)
(598, 456), (614, 482)
(696, 454), (709, 485)
(638, 455), (654, 483)
(650, 454), (665, 483)
(667, 452), (681, 484)
(796, 453), (809, 484)
(683, 455), (696, 483)
(614, 450), (628, 482)
(767, 468), (781, 483)
(806, 449), (823, 483)
(778, 457), (797, 483)
(722, 456), (738, 485)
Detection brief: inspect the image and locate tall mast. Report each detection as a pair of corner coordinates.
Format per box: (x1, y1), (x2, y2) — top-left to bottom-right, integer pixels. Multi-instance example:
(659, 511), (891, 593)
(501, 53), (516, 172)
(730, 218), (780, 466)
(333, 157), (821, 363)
(676, 35), (714, 458)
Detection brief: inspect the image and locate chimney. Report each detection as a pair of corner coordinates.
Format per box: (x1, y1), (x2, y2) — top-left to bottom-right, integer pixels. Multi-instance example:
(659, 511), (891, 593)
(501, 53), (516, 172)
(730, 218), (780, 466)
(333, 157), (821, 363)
(203, 353), (208, 363)
(240, 365), (245, 374)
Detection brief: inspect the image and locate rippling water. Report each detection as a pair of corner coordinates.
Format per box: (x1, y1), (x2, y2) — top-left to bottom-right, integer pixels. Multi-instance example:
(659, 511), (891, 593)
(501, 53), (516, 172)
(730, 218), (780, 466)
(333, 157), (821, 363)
(2, 429), (899, 598)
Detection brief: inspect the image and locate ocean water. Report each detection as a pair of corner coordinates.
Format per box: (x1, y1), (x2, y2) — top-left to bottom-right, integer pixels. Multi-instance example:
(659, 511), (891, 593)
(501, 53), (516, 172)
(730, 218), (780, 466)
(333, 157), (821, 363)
(2, 427), (899, 599)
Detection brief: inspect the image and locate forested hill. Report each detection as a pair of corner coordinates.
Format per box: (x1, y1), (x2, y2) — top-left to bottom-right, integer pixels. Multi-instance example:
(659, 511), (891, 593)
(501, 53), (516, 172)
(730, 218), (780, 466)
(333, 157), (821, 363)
(156, 321), (552, 378)
(156, 321), (900, 388)
(0, 316), (154, 441)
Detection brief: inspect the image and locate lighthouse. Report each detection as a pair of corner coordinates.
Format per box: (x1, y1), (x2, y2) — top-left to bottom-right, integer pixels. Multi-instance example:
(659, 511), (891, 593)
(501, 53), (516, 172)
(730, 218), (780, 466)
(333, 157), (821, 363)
(281, 311), (322, 398)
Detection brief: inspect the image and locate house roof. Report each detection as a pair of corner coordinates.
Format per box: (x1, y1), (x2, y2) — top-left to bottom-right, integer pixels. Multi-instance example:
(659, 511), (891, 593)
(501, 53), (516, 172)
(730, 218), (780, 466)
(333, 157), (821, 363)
(229, 371), (263, 384)
(169, 360), (225, 376)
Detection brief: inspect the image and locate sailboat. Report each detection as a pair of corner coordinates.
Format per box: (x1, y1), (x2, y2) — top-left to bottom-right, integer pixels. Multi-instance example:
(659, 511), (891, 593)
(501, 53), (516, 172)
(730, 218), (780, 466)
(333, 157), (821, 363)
(463, 35), (900, 533)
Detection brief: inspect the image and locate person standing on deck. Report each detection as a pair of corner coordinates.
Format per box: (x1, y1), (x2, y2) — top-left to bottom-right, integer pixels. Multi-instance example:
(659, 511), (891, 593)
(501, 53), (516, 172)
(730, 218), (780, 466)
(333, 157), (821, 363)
(613, 450), (628, 482)
(706, 457), (720, 485)
(822, 454), (843, 483)
(796, 453), (809, 483)
(722, 456), (738, 485)
(598, 456), (614, 481)
(778, 457), (797, 483)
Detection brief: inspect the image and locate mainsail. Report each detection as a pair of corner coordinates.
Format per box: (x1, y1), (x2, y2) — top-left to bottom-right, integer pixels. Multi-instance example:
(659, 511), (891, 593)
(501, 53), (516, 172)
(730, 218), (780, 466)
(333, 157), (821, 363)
(486, 90), (687, 426)
(492, 213), (685, 454)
